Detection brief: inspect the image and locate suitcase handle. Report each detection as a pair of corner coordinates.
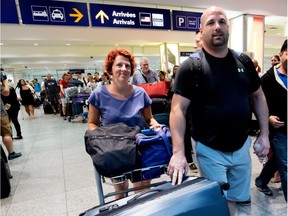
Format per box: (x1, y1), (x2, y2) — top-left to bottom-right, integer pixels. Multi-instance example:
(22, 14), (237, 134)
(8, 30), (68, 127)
(218, 181), (230, 191)
(99, 204), (119, 213)
(127, 188), (163, 203)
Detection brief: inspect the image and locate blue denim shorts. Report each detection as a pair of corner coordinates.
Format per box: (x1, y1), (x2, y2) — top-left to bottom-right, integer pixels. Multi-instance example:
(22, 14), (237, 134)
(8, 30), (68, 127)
(195, 137), (252, 202)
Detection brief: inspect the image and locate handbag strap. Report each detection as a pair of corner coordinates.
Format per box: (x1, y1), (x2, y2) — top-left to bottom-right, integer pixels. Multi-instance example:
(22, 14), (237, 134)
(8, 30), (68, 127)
(140, 70), (148, 83)
(89, 135), (136, 140)
(158, 129), (172, 157)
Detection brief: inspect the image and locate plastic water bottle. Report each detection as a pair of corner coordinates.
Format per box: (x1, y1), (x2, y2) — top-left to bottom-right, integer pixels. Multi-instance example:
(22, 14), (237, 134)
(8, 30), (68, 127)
(83, 105), (88, 113)
(254, 143), (268, 164)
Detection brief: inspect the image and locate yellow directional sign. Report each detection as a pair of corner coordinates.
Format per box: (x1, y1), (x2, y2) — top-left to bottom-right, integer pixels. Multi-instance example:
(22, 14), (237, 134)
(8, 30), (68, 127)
(95, 10), (109, 24)
(69, 8), (83, 23)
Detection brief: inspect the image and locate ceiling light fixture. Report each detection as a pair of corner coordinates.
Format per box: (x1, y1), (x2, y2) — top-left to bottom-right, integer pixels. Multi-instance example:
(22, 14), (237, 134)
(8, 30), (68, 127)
(33, 43), (39, 46)
(66, 43), (71, 46)
(268, 27), (278, 30)
(0, 43), (3, 46)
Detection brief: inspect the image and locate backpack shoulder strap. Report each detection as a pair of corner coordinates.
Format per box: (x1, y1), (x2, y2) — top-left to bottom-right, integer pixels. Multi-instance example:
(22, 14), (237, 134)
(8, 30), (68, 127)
(230, 49), (254, 73)
(140, 70), (148, 83)
(83, 77), (87, 86)
(189, 49), (204, 89)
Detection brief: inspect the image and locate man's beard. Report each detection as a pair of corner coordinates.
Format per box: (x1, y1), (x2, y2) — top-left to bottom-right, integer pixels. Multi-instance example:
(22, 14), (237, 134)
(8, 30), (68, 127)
(212, 34), (229, 47)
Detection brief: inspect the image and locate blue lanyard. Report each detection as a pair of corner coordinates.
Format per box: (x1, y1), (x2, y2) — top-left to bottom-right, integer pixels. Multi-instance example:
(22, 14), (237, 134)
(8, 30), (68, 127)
(276, 69), (287, 88)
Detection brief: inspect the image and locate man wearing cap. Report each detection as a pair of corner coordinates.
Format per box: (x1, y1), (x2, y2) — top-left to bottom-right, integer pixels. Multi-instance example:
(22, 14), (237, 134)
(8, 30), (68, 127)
(255, 39), (287, 201)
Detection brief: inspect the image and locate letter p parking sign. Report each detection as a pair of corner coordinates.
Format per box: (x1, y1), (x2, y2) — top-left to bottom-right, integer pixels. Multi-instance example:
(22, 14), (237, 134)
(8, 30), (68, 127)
(176, 16), (186, 28)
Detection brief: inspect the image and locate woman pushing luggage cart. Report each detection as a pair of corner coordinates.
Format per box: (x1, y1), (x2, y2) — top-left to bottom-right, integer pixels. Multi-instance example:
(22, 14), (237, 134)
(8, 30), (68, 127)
(86, 48), (160, 199)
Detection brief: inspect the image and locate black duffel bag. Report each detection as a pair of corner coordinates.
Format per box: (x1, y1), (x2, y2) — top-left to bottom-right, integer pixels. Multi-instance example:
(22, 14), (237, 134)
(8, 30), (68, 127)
(84, 123), (141, 177)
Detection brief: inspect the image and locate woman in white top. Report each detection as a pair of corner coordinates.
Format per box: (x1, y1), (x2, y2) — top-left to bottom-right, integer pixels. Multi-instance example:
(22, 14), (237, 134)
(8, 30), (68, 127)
(87, 74), (97, 91)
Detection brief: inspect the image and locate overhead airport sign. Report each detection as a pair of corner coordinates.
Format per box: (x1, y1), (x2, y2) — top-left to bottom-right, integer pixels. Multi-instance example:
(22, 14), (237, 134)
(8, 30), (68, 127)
(0, 0), (19, 24)
(90, 3), (171, 30)
(18, 0), (89, 26)
(172, 10), (202, 31)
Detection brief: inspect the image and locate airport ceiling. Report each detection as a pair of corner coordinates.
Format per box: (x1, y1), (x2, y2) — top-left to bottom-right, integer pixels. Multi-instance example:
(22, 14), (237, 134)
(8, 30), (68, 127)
(1, 0), (287, 75)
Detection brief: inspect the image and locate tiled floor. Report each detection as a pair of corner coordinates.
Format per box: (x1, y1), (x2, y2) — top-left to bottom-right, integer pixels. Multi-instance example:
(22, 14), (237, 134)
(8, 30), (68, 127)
(1, 106), (287, 216)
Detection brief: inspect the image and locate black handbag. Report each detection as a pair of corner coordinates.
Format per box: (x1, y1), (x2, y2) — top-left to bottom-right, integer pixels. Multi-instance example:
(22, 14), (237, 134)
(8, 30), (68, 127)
(84, 123), (141, 177)
(33, 98), (42, 108)
(32, 93), (42, 108)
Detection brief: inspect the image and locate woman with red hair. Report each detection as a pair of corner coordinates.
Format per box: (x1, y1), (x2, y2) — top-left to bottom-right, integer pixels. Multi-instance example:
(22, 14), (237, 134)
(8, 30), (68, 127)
(88, 48), (160, 199)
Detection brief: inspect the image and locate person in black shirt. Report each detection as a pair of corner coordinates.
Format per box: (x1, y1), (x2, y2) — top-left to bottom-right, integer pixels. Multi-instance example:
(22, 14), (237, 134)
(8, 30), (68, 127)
(167, 6), (270, 216)
(94, 72), (102, 83)
(2, 85), (22, 139)
(255, 39), (287, 201)
(1, 71), (22, 160)
(44, 73), (59, 114)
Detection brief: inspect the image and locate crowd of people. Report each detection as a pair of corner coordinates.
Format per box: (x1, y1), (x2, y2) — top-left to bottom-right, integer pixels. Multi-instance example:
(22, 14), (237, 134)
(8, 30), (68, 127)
(87, 18), (284, 216)
(0, 6), (286, 216)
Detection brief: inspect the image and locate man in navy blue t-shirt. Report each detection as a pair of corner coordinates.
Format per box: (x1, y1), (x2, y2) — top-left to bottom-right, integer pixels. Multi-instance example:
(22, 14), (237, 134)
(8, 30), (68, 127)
(44, 73), (59, 114)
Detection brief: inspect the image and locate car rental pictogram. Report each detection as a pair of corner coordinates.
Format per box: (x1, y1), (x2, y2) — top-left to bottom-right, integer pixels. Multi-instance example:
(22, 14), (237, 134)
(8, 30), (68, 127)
(51, 9), (64, 20)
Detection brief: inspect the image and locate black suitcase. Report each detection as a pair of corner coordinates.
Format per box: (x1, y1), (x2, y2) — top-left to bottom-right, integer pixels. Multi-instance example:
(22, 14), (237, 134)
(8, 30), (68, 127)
(151, 98), (170, 114)
(43, 100), (54, 114)
(80, 177), (230, 216)
(0, 146), (12, 199)
(33, 97), (42, 108)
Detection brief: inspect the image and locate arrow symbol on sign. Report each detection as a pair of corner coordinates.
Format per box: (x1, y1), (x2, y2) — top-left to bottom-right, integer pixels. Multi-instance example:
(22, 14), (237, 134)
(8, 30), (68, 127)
(95, 10), (109, 24)
(69, 8), (83, 23)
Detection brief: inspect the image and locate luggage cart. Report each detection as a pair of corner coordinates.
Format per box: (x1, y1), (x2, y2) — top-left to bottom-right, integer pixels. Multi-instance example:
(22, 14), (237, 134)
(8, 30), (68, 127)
(81, 175), (230, 216)
(67, 93), (90, 122)
(94, 164), (170, 206)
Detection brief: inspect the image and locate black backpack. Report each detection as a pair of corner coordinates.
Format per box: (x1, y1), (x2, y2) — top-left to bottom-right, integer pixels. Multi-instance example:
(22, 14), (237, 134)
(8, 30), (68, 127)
(187, 49), (256, 134)
(1, 146), (12, 199)
(189, 48), (254, 92)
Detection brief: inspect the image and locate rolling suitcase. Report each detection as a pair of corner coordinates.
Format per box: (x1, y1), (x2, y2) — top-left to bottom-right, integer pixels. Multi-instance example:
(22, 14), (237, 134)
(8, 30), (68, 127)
(80, 176), (230, 216)
(0, 146), (12, 199)
(43, 100), (54, 114)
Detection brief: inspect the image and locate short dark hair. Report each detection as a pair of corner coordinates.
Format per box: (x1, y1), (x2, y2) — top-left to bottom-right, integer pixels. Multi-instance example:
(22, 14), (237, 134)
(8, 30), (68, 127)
(280, 39), (287, 53)
(272, 55), (280, 61)
(158, 70), (166, 76)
